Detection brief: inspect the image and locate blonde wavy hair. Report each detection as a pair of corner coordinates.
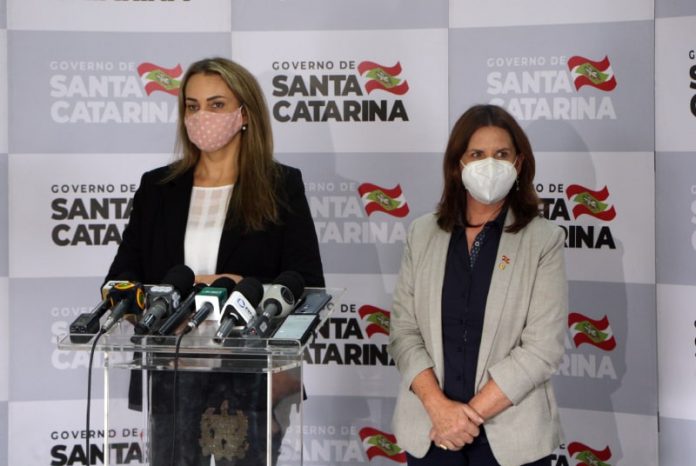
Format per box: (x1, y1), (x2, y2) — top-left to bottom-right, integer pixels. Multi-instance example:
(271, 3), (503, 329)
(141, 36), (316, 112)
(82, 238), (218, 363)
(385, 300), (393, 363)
(167, 57), (280, 232)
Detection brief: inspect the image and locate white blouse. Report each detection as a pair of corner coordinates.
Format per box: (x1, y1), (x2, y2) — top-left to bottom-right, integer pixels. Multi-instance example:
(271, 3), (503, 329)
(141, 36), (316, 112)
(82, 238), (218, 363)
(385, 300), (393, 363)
(183, 184), (234, 275)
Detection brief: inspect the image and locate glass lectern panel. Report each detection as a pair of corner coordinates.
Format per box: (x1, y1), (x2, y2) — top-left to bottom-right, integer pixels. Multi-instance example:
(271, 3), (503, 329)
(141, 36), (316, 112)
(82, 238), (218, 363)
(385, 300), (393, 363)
(57, 288), (342, 466)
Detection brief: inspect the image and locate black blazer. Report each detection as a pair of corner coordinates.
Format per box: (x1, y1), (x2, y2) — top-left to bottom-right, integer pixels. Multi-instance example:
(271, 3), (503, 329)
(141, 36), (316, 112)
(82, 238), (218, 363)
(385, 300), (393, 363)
(105, 162), (325, 287)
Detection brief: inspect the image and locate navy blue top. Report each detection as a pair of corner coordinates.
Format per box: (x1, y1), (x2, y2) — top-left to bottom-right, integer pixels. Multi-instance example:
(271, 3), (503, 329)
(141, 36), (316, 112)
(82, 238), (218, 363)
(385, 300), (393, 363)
(441, 209), (506, 441)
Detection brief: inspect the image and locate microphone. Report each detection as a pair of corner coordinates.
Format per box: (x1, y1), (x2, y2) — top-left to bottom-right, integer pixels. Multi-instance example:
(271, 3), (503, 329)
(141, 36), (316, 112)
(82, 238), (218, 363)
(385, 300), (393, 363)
(69, 274), (140, 341)
(155, 282), (206, 336)
(213, 277), (263, 343)
(184, 277), (238, 334)
(69, 298), (110, 339)
(101, 281), (148, 333)
(134, 265), (195, 335)
(244, 271), (305, 337)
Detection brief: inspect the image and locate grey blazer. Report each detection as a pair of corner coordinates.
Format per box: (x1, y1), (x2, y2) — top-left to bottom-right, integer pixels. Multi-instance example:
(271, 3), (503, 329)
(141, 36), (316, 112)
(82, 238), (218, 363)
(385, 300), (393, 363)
(389, 211), (567, 466)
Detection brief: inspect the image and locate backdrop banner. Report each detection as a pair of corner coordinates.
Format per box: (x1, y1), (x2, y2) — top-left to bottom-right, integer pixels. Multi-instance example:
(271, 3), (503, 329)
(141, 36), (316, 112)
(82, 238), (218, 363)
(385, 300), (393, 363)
(2, 0), (693, 465)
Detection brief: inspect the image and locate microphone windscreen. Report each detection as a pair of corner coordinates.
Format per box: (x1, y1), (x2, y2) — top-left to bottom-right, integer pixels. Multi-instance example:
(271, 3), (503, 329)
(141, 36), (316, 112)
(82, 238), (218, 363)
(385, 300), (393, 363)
(209, 276), (237, 293)
(161, 264), (195, 295)
(234, 277), (264, 308)
(273, 271), (305, 300)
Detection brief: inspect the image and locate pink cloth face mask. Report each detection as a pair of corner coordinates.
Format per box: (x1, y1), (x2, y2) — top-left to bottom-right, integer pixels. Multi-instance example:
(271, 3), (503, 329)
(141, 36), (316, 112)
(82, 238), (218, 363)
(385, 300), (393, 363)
(184, 106), (243, 153)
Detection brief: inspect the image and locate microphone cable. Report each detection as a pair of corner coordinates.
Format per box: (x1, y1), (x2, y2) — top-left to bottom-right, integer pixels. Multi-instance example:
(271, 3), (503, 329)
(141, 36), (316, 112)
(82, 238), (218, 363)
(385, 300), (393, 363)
(85, 328), (106, 465)
(169, 327), (189, 466)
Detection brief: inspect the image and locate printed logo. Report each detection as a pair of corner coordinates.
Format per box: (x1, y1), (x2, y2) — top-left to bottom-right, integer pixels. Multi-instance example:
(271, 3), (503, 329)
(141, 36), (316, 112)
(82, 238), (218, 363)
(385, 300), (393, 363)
(568, 442), (612, 466)
(486, 53), (617, 121)
(271, 59), (409, 122)
(359, 427), (407, 463)
(358, 183), (410, 218)
(568, 312), (617, 351)
(50, 426), (145, 465)
(137, 62), (183, 96)
(568, 56), (617, 92)
(358, 305), (391, 337)
(566, 185), (617, 221)
(690, 50), (696, 117)
(306, 302), (395, 366)
(50, 183), (136, 247)
(539, 182), (617, 250)
(307, 181), (407, 245)
(357, 61), (409, 95)
(557, 311), (618, 379)
(49, 60), (179, 124)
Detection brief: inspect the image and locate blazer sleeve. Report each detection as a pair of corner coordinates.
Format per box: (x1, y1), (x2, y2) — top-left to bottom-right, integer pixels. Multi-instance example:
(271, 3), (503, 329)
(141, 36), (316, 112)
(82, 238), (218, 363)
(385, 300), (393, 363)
(278, 166), (325, 288)
(389, 219), (435, 389)
(103, 171), (152, 283)
(487, 225), (568, 405)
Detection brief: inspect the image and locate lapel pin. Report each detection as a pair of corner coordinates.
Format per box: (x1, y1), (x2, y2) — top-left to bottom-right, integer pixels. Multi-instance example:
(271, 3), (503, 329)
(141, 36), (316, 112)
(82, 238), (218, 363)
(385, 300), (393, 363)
(498, 255), (511, 270)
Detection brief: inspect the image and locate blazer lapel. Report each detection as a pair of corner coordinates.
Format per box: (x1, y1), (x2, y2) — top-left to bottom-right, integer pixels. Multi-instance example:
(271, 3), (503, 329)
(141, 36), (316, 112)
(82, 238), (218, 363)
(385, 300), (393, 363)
(428, 227), (451, 383)
(475, 210), (523, 388)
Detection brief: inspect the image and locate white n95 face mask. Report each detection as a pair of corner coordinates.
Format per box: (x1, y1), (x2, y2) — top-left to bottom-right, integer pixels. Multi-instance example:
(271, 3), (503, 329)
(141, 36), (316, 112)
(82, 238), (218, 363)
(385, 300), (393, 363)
(461, 157), (517, 205)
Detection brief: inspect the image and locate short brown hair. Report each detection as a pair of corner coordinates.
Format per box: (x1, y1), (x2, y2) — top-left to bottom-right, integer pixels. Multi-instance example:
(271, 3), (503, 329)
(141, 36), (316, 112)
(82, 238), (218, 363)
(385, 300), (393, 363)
(436, 104), (539, 233)
(167, 57), (280, 232)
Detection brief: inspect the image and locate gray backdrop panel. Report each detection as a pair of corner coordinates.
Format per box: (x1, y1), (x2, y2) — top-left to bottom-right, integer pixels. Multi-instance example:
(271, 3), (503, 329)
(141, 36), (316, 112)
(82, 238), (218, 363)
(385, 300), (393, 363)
(656, 0), (696, 18)
(0, 154), (7, 276)
(553, 281), (657, 415)
(8, 277), (132, 401)
(279, 152), (442, 275)
(656, 151), (696, 286)
(231, 0), (448, 31)
(0, 401), (6, 466)
(449, 21), (654, 152)
(659, 417), (696, 464)
(8, 31), (230, 154)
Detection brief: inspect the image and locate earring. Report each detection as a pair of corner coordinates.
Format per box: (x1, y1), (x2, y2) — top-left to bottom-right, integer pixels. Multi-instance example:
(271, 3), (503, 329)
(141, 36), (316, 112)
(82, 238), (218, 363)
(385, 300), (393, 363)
(241, 124), (248, 132)
(516, 178), (520, 191)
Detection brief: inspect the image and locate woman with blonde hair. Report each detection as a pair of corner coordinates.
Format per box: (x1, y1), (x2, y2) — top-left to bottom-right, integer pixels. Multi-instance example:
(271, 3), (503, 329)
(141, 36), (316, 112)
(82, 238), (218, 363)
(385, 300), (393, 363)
(106, 57), (324, 465)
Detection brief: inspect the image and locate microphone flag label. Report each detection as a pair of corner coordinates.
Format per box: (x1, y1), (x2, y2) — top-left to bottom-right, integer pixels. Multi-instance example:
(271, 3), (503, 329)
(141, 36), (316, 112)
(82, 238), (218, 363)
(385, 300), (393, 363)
(357, 183), (410, 218)
(228, 291), (256, 324)
(568, 441), (613, 466)
(568, 312), (616, 351)
(567, 55), (617, 92)
(357, 61), (410, 95)
(195, 287), (228, 319)
(137, 62), (183, 96)
(566, 184), (617, 221)
(358, 305), (391, 337)
(358, 427), (407, 463)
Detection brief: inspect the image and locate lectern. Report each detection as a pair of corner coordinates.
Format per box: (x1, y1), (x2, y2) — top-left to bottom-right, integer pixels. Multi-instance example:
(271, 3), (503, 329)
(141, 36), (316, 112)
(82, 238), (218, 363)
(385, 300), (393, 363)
(58, 288), (341, 466)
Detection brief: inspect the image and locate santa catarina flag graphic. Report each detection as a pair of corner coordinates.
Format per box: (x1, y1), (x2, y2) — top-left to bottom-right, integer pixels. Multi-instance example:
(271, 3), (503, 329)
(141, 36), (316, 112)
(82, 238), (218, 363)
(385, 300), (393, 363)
(358, 183), (410, 218)
(359, 427), (407, 463)
(357, 61), (410, 95)
(137, 63), (183, 96)
(566, 185), (617, 221)
(568, 441), (612, 466)
(568, 312), (616, 351)
(358, 305), (391, 337)
(567, 55), (617, 91)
